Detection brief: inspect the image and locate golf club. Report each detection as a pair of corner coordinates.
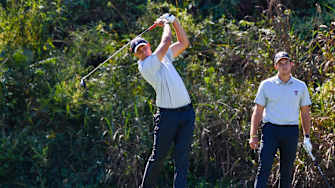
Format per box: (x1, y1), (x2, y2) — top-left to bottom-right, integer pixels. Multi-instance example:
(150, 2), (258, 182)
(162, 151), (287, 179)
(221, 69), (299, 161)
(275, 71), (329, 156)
(304, 147), (331, 188)
(80, 23), (157, 88)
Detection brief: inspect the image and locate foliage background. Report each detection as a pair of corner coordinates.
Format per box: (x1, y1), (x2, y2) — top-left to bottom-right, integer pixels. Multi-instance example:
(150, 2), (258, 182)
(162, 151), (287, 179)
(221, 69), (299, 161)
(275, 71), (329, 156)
(0, 0), (334, 187)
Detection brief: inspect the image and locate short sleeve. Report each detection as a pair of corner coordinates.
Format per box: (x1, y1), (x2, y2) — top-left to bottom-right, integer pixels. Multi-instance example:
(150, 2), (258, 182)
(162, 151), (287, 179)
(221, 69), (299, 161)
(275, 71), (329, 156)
(300, 83), (312, 106)
(254, 81), (266, 106)
(138, 54), (161, 75)
(165, 48), (174, 63)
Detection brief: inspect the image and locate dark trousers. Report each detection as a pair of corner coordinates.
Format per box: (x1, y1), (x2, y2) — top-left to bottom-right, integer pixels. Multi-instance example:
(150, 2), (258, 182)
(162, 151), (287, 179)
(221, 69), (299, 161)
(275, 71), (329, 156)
(254, 123), (299, 188)
(140, 104), (195, 188)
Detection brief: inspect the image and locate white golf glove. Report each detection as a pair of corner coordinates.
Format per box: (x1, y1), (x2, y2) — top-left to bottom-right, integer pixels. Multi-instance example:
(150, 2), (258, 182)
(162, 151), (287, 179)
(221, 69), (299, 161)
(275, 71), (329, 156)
(303, 136), (312, 153)
(159, 13), (176, 23)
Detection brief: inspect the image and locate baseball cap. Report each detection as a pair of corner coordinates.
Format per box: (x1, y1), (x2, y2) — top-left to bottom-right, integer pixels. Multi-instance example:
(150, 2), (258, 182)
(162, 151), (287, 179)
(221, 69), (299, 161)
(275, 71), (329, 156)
(274, 51), (290, 64)
(130, 37), (148, 53)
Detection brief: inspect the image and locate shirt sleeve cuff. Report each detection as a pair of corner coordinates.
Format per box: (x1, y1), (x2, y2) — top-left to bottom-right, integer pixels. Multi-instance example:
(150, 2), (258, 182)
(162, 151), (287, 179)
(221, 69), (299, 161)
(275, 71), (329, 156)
(254, 99), (265, 106)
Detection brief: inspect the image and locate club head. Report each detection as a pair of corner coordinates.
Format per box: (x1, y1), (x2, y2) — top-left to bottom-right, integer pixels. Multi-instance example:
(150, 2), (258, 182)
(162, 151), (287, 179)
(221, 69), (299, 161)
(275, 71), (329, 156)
(80, 79), (86, 88)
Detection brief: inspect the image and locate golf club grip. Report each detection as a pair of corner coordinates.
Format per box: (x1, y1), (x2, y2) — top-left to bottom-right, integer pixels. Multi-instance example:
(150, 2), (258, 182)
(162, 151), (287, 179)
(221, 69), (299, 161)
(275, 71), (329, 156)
(306, 149), (316, 161)
(148, 24), (157, 31)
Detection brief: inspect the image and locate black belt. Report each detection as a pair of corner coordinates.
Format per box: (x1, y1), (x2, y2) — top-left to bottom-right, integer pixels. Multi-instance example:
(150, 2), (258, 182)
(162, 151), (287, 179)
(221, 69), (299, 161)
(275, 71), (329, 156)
(158, 103), (193, 112)
(264, 122), (298, 127)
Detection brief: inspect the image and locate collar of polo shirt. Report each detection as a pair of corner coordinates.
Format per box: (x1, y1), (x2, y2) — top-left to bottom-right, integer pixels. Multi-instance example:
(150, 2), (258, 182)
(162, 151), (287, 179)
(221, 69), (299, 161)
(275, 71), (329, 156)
(274, 74), (293, 85)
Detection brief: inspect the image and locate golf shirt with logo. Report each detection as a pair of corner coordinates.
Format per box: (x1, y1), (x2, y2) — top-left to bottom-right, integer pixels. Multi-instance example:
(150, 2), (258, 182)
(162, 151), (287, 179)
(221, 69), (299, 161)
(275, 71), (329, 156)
(254, 75), (312, 125)
(138, 48), (191, 109)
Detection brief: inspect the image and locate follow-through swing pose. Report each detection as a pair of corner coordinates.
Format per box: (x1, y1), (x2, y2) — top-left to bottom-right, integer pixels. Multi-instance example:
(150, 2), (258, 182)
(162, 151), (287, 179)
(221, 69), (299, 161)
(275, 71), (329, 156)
(131, 14), (194, 188)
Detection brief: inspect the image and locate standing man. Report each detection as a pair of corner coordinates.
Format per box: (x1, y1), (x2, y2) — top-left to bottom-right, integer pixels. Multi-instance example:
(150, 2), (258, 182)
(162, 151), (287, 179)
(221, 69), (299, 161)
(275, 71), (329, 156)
(131, 14), (195, 188)
(249, 51), (313, 188)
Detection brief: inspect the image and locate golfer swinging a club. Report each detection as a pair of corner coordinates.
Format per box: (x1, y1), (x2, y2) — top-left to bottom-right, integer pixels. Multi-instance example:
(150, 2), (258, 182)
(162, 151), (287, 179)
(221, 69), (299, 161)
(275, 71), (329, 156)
(131, 14), (194, 188)
(249, 51), (313, 188)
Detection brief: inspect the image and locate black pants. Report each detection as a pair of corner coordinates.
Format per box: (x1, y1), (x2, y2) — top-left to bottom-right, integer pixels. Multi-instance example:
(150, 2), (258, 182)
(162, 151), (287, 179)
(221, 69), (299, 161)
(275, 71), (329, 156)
(140, 104), (195, 188)
(254, 123), (299, 188)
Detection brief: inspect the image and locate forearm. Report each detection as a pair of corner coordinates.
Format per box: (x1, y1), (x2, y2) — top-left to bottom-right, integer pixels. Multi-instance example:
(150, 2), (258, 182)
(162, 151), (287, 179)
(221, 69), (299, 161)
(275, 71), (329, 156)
(161, 23), (172, 46)
(250, 104), (264, 137)
(172, 19), (189, 48)
(250, 110), (262, 137)
(301, 111), (311, 136)
(154, 23), (172, 61)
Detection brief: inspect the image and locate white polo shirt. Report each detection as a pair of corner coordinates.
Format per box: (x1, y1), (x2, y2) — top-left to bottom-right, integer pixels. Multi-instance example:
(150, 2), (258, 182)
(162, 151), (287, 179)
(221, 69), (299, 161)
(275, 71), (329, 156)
(138, 48), (191, 108)
(254, 75), (312, 125)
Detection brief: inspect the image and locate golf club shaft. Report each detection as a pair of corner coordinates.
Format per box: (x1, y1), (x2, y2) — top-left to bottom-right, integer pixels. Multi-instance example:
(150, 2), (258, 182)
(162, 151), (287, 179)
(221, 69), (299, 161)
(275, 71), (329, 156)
(315, 164), (331, 188)
(81, 23), (157, 82)
(307, 150), (316, 161)
(306, 149), (331, 188)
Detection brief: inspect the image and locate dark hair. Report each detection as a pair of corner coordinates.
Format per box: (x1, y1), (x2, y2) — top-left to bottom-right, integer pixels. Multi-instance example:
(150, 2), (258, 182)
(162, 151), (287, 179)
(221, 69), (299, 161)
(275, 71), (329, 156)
(130, 38), (148, 53)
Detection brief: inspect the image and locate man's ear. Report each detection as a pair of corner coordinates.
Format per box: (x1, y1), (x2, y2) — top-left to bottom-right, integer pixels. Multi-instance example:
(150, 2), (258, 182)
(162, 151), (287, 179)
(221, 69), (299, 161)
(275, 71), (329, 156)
(274, 63), (278, 70)
(134, 52), (139, 59)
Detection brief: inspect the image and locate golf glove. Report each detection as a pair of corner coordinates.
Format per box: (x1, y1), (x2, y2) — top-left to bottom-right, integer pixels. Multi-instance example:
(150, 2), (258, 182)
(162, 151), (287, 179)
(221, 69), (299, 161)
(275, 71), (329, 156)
(303, 136), (312, 153)
(159, 13), (176, 23)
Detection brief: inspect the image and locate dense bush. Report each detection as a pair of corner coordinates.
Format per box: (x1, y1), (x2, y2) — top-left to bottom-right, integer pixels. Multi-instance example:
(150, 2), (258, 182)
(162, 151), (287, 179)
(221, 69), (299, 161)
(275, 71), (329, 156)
(0, 0), (334, 187)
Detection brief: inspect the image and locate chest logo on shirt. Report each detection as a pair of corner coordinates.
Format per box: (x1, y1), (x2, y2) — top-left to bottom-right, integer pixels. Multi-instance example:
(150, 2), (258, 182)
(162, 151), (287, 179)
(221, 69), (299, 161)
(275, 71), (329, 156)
(294, 90), (298, 96)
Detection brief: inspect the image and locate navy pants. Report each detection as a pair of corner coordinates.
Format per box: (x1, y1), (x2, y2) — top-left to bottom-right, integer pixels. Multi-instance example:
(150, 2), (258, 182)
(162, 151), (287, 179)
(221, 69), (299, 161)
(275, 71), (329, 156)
(140, 104), (195, 188)
(254, 123), (299, 188)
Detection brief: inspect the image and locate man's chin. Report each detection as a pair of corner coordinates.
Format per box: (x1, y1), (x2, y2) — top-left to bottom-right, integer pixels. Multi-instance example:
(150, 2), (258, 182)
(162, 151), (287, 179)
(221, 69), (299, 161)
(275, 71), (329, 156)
(279, 71), (290, 76)
(142, 55), (150, 60)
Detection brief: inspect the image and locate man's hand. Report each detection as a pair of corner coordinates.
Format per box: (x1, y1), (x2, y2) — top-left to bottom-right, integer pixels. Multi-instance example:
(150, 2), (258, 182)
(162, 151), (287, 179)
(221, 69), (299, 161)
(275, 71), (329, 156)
(249, 137), (259, 150)
(303, 136), (312, 153)
(159, 13), (176, 24)
(154, 18), (168, 27)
